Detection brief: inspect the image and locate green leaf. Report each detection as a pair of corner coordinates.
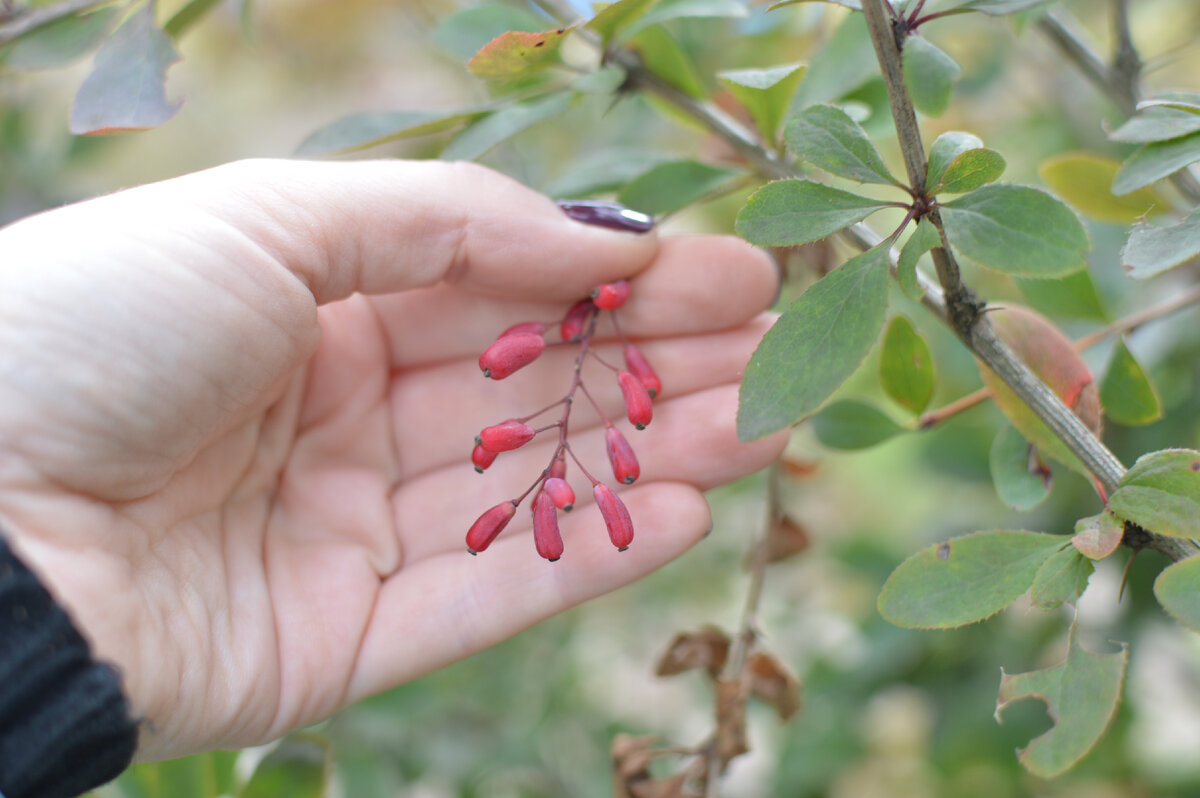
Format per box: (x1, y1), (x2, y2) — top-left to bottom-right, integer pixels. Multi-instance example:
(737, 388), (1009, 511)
(1111, 131), (1200, 195)
(440, 93), (574, 161)
(940, 184), (1089, 277)
(718, 63), (806, 144)
(1015, 270), (1107, 322)
(1030, 545), (1093, 609)
(572, 65), (627, 94)
(295, 108), (489, 156)
(897, 217), (939, 300)
(1154, 556), (1200, 632)
(934, 147), (1006, 194)
(811, 399), (906, 450)
(768, 0), (860, 9)
(941, 0), (1053, 13)
(587, 0), (659, 44)
(432, 5), (546, 61)
(1071, 511), (1124, 560)
(1109, 108), (1200, 144)
(1137, 96), (1200, 115)
(617, 160), (745, 215)
(989, 425), (1050, 511)
(879, 530), (1067, 629)
(737, 245), (890, 441)
(996, 624), (1128, 778)
(1108, 486), (1200, 539)
(901, 34), (961, 117)
(784, 104), (899, 185)
(115, 751), (238, 798)
(1121, 206), (1200, 279)
(1099, 337), (1162, 426)
(629, 25), (706, 98)
(926, 131), (983, 189)
(242, 734), (331, 798)
(2, 7), (116, 70)
(467, 26), (574, 80)
(879, 315), (934, 414)
(1038, 152), (1167, 224)
(69, 4), (182, 135)
(625, 0), (749, 37)
(789, 12), (875, 109)
(735, 179), (893, 246)
(1120, 448), (1200, 492)
(164, 0), (225, 39)
(545, 148), (669, 198)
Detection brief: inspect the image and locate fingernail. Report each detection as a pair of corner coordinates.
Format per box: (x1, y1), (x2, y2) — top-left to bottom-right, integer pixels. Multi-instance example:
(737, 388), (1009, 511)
(557, 200), (654, 234)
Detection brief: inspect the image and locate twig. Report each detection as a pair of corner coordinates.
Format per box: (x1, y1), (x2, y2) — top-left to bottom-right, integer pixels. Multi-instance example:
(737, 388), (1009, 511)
(1073, 282), (1200, 351)
(0, 0), (113, 47)
(919, 387), (990, 428)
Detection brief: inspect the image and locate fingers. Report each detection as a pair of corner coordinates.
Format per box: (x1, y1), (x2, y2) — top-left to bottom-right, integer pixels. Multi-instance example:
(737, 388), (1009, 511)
(347, 481), (712, 703)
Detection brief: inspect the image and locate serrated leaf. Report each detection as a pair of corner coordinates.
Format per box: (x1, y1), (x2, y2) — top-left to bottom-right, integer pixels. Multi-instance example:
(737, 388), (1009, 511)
(879, 530), (1067, 629)
(989, 425), (1051, 511)
(879, 315), (934, 414)
(1110, 109), (1200, 144)
(467, 27), (574, 80)
(440, 93), (573, 161)
(69, 4), (182, 135)
(935, 148), (1006, 194)
(1071, 511), (1124, 560)
(1109, 449), (1200, 538)
(1039, 152), (1167, 223)
(587, 0), (659, 44)
(1154, 556), (1200, 632)
(617, 160), (745, 215)
(1099, 337), (1162, 426)
(719, 63), (805, 144)
(735, 179), (894, 246)
(902, 34), (961, 117)
(811, 399), (906, 450)
(432, 5), (546, 61)
(927, 131), (983, 189)
(1111, 132), (1200, 195)
(625, 0), (749, 37)
(996, 625), (1127, 778)
(897, 217), (939, 299)
(940, 185), (1089, 277)
(1031, 545), (1093, 609)
(295, 108), (489, 156)
(3, 7), (116, 70)
(1122, 206), (1200, 279)
(737, 246), (890, 440)
(1015, 270), (1106, 322)
(789, 12), (875, 109)
(785, 104), (899, 185)
(629, 25), (705, 97)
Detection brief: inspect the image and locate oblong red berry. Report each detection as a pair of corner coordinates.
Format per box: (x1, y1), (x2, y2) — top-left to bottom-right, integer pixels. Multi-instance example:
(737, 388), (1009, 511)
(617, 371), (653, 430)
(466, 501), (517, 554)
(592, 279), (632, 310)
(623, 343), (661, 398)
(500, 321), (548, 338)
(472, 444), (498, 473)
(605, 426), (640, 484)
(593, 483), (633, 550)
(543, 477), (575, 511)
(548, 452), (567, 480)
(479, 332), (546, 379)
(479, 420), (536, 452)
(533, 491), (564, 561)
(560, 299), (595, 341)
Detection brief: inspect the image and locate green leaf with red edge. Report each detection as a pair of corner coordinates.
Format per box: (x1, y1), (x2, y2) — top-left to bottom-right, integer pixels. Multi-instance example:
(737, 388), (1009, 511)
(1071, 511), (1124, 560)
(737, 245), (890, 441)
(69, 4), (182, 135)
(2, 7), (117, 71)
(1154, 556), (1200, 632)
(996, 624), (1127, 778)
(1121, 206), (1200, 280)
(1030, 545), (1093, 609)
(1099, 337), (1162, 427)
(295, 108), (491, 156)
(1107, 448), (1200, 539)
(718, 63), (806, 144)
(989, 424), (1050, 511)
(735, 179), (894, 247)
(784, 103), (899, 186)
(902, 34), (961, 117)
(467, 26), (574, 81)
(879, 315), (934, 415)
(1112, 131), (1200, 195)
(879, 530), (1067, 629)
(432, 5), (546, 61)
(811, 399), (906, 450)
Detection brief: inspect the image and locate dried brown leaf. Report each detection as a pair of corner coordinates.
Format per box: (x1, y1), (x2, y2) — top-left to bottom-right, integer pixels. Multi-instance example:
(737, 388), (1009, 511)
(762, 515), (810, 563)
(655, 628), (730, 678)
(629, 772), (692, 798)
(612, 733), (658, 794)
(747, 650), (802, 720)
(714, 679), (749, 768)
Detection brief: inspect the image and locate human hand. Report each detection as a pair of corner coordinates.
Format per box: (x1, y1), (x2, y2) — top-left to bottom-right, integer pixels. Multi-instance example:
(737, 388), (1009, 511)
(0, 159), (785, 761)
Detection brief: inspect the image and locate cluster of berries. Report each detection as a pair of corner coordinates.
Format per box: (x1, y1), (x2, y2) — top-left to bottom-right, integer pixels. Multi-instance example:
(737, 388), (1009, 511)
(466, 279), (662, 562)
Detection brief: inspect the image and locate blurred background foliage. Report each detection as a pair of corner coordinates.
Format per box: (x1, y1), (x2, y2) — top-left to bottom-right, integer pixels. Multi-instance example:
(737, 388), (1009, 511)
(2, 0), (1200, 795)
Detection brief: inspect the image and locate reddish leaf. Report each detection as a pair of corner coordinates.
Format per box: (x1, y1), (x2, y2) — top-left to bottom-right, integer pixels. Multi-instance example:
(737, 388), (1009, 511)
(655, 628), (730, 678)
(70, 4), (182, 135)
(467, 27), (573, 80)
(1071, 511), (1124, 560)
(747, 651), (802, 720)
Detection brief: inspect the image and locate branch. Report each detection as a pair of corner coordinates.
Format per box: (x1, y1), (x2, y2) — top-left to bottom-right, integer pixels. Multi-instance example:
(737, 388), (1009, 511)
(1073, 282), (1200, 351)
(0, 0), (113, 47)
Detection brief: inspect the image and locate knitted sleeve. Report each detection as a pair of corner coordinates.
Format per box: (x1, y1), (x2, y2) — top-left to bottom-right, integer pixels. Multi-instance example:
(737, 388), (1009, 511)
(0, 535), (137, 798)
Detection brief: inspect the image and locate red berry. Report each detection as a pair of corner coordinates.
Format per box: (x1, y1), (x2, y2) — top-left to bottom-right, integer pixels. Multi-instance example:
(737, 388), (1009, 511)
(500, 321), (548, 338)
(466, 501), (517, 554)
(593, 483), (633, 550)
(548, 452), (567, 480)
(479, 332), (546, 379)
(623, 344), (661, 398)
(605, 426), (640, 484)
(480, 420), (536, 452)
(592, 280), (631, 310)
(560, 299), (595, 341)
(543, 477), (575, 511)
(617, 371), (653, 430)
(533, 491), (564, 561)
(472, 444), (498, 473)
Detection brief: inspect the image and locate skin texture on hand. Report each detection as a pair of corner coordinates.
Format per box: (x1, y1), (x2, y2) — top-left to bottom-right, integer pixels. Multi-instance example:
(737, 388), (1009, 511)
(0, 159), (785, 761)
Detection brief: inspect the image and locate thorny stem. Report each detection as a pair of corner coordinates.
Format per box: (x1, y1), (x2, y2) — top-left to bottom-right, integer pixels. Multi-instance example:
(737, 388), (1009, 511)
(0, 0), (112, 46)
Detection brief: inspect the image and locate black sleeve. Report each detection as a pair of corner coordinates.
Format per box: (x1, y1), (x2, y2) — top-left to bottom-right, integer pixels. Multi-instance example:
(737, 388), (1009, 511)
(0, 534), (138, 798)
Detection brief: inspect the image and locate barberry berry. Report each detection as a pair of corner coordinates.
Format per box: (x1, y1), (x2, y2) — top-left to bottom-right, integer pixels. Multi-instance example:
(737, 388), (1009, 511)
(617, 371), (653, 430)
(592, 280), (632, 310)
(543, 477), (575, 511)
(479, 420), (536, 452)
(500, 321), (548, 337)
(623, 343), (661, 398)
(560, 299), (595, 341)
(472, 444), (498, 473)
(594, 483), (634, 550)
(466, 501), (517, 554)
(533, 491), (565, 561)
(605, 426), (640, 484)
(479, 332), (546, 379)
